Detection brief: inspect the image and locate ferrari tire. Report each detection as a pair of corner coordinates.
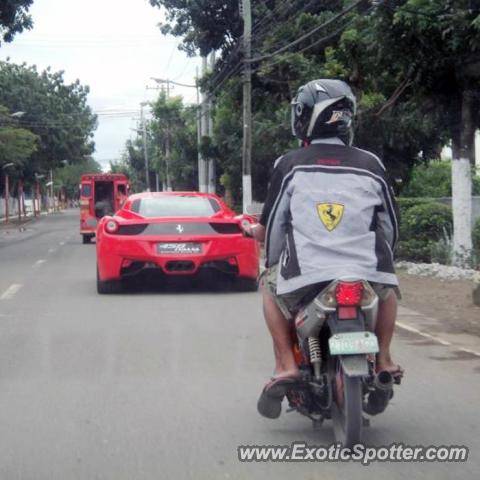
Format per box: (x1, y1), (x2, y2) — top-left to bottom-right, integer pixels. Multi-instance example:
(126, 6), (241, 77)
(82, 234), (92, 244)
(97, 267), (122, 294)
(235, 277), (258, 292)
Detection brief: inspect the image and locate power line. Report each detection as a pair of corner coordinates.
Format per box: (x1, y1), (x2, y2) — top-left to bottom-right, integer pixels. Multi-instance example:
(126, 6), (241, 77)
(256, 5), (374, 74)
(250, 0), (319, 49)
(247, 0), (365, 63)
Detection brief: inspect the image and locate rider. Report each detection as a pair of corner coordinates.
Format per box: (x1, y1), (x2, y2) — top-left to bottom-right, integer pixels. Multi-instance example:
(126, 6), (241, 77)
(247, 79), (403, 419)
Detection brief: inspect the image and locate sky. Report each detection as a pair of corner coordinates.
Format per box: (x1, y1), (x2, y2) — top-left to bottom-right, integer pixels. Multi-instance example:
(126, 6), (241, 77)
(0, 0), (199, 171)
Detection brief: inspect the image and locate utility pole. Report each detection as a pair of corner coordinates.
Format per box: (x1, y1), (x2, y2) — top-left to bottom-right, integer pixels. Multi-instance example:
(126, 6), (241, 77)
(200, 57), (209, 193)
(140, 102), (150, 192)
(241, 0), (253, 213)
(196, 66), (204, 193)
(163, 82), (172, 191)
(207, 52), (216, 194)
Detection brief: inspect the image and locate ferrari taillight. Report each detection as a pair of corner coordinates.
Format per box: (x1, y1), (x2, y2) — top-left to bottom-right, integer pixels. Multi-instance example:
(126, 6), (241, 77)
(105, 219), (119, 234)
(227, 256), (238, 266)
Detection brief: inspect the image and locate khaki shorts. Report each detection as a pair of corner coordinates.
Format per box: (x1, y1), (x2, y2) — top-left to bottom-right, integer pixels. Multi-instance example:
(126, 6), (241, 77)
(262, 264), (400, 320)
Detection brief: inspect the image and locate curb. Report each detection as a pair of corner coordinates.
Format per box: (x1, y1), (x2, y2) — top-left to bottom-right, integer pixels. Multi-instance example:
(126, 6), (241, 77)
(396, 306), (480, 357)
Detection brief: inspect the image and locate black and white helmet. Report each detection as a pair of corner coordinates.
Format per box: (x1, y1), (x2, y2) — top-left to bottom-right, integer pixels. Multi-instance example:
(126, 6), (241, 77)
(291, 79), (356, 145)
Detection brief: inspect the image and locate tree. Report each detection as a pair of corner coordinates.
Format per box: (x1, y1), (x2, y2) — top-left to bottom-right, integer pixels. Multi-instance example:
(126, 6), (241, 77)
(150, 93), (198, 191)
(0, 104), (37, 194)
(0, 0), (34, 45)
(0, 104), (37, 165)
(54, 157), (102, 199)
(112, 138), (149, 193)
(148, 0), (242, 56)
(401, 161), (480, 198)
(152, 0), (480, 246)
(358, 0), (480, 263)
(0, 60), (97, 182)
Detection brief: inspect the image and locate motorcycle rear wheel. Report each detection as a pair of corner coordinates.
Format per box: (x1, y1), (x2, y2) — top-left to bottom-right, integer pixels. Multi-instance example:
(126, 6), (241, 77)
(329, 356), (362, 448)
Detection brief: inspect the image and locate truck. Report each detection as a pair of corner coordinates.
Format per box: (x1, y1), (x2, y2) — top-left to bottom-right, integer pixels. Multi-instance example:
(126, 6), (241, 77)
(79, 173), (129, 244)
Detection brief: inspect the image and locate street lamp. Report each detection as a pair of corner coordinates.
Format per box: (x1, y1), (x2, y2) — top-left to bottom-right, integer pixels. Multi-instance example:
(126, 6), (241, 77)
(10, 111), (26, 118)
(2, 163), (15, 224)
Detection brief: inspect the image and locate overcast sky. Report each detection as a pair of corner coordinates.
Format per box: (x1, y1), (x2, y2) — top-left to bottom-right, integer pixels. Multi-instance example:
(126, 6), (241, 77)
(0, 0), (199, 171)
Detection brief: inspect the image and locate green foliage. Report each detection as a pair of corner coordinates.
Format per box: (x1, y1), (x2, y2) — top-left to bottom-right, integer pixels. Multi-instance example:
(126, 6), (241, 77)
(0, 105), (37, 166)
(402, 161), (480, 197)
(396, 201), (453, 263)
(0, 0), (33, 45)
(0, 105), (37, 193)
(149, 0), (480, 211)
(119, 94), (198, 192)
(473, 217), (480, 251)
(151, 94), (198, 191)
(54, 157), (102, 198)
(0, 60), (97, 181)
(148, 0), (242, 56)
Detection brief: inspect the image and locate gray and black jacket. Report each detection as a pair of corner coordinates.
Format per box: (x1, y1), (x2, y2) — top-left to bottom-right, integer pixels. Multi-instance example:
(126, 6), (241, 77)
(260, 139), (399, 295)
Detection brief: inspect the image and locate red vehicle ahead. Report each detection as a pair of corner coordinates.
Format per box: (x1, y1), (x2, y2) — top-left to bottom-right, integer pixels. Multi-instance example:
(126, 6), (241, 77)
(79, 173), (129, 244)
(96, 191), (260, 293)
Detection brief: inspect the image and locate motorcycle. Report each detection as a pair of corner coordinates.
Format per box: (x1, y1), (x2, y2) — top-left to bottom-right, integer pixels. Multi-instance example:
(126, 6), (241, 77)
(285, 277), (398, 448)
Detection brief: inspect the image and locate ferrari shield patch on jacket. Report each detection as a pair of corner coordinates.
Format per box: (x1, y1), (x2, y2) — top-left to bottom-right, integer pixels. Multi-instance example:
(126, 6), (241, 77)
(317, 203), (344, 231)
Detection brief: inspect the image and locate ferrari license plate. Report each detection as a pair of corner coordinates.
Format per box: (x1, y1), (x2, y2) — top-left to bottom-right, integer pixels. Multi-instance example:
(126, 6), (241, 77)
(329, 332), (379, 355)
(157, 242), (202, 254)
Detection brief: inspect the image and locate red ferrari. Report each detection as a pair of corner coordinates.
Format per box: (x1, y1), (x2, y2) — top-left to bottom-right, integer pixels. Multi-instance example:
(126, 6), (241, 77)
(95, 192), (260, 293)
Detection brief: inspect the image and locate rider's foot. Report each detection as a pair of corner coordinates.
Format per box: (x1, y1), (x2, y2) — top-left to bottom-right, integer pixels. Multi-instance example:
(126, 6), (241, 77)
(272, 368), (300, 380)
(376, 354), (404, 381)
(257, 377), (299, 419)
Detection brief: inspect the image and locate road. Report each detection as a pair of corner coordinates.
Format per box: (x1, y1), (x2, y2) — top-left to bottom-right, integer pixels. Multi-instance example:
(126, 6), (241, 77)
(0, 210), (479, 480)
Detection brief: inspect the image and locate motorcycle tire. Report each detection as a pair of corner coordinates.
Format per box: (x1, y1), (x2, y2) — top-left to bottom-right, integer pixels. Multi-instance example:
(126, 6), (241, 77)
(329, 356), (362, 448)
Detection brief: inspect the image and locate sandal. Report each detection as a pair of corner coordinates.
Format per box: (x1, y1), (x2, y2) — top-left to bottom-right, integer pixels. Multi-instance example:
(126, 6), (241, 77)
(377, 365), (404, 385)
(257, 377), (298, 419)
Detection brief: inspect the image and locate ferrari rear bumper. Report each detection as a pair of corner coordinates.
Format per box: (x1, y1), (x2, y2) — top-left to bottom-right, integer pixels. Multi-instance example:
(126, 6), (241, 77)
(96, 234), (259, 282)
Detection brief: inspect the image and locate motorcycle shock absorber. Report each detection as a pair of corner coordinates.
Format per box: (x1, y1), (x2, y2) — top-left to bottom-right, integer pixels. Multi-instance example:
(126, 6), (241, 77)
(308, 336), (322, 381)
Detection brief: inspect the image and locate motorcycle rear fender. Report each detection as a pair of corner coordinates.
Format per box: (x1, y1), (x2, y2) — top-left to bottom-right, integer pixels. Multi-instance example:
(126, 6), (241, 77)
(327, 311), (366, 335)
(338, 354), (369, 377)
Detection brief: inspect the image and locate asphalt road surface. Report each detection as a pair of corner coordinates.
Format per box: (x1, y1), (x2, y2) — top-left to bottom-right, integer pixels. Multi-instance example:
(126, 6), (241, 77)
(0, 210), (479, 480)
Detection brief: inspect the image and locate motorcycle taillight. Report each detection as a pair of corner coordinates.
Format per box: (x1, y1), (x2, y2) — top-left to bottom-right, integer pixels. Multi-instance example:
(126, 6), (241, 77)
(335, 281), (364, 306)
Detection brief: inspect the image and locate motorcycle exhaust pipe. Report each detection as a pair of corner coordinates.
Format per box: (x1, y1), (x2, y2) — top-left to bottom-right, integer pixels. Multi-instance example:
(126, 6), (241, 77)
(363, 370), (394, 416)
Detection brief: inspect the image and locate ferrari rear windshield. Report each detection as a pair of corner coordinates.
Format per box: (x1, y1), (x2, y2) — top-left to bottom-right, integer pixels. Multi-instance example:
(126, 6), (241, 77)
(131, 196), (221, 217)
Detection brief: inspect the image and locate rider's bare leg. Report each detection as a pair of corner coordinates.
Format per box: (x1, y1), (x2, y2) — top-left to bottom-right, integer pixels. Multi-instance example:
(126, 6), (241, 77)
(375, 292), (402, 373)
(262, 287), (299, 379)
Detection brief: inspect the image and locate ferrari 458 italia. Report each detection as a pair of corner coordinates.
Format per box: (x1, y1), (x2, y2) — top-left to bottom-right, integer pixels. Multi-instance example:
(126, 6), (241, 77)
(96, 192), (260, 293)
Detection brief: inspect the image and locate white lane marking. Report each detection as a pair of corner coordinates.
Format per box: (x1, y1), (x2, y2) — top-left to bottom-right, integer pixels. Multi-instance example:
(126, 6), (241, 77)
(398, 322), (480, 356)
(48, 248), (56, 254)
(458, 348), (480, 358)
(59, 241), (65, 246)
(34, 259), (46, 267)
(0, 284), (23, 300)
(396, 322), (452, 346)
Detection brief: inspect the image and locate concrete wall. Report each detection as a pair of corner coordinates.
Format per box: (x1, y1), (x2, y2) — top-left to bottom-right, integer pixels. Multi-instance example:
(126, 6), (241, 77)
(0, 195), (38, 219)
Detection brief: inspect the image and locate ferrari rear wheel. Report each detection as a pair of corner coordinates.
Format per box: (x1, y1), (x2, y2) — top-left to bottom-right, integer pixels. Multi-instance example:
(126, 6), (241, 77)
(235, 277), (258, 292)
(97, 267), (122, 294)
(82, 234), (93, 244)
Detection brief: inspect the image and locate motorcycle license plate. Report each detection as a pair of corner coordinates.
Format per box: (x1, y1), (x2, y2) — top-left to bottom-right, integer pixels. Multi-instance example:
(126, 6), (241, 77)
(329, 332), (379, 355)
(157, 242), (202, 254)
